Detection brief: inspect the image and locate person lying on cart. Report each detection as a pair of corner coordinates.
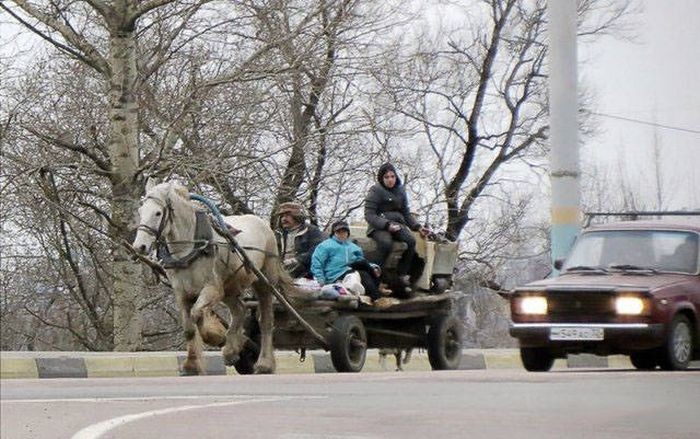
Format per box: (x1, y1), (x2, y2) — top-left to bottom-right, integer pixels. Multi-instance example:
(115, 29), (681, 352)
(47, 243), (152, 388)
(275, 201), (326, 279)
(310, 220), (384, 301)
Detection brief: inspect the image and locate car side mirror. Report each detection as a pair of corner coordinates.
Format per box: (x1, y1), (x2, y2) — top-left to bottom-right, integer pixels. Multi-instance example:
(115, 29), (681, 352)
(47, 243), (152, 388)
(553, 258), (565, 270)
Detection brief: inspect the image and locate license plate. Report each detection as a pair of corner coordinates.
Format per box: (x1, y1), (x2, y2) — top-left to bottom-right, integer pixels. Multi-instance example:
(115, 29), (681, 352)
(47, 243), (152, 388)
(550, 327), (604, 341)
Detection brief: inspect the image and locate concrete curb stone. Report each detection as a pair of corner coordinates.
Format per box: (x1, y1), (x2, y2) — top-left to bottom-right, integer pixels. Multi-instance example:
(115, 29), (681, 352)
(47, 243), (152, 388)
(1, 349), (643, 379)
(0, 358), (39, 379)
(35, 358), (87, 379)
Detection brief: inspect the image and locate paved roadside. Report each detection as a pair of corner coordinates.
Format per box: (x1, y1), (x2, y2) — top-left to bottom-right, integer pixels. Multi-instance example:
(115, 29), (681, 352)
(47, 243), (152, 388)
(0, 349), (642, 379)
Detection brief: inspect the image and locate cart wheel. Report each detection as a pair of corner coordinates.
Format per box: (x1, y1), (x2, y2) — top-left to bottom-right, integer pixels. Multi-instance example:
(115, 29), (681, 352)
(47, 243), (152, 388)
(233, 315), (260, 375)
(431, 276), (451, 294)
(329, 315), (367, 373)
(427, 315), (462, 370)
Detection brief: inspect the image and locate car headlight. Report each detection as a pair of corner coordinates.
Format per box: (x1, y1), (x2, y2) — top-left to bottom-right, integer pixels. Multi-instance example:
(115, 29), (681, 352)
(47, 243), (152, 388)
(518, 296), (548, 315)
(615, 296), (645, 315)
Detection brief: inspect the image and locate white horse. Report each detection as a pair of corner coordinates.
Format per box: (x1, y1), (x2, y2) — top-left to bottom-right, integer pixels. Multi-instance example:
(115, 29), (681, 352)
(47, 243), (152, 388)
(132, 180), (291, 375)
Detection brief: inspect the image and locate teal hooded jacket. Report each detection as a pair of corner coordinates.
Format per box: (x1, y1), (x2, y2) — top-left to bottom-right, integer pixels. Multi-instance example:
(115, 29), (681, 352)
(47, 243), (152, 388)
(310, 236), (365, 285)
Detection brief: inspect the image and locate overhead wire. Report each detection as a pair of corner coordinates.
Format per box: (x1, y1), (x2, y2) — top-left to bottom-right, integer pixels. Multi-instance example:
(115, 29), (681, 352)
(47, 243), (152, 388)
(589, 111), (700, 135)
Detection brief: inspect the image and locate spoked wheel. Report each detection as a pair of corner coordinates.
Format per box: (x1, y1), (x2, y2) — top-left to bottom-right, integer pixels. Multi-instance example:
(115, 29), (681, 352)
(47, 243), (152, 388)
(233, 315), (260, 375)
(520, 347), (554, 372)
(427, 315), (463, 370)
(329, 315), (367, 373)
(630, 350), (658, 370)
(658, 315), (694, 371)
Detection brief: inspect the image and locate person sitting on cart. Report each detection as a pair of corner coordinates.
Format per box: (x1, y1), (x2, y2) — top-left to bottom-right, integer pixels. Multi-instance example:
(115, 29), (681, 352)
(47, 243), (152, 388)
(364, 162), (429, 295)
(276, 201), (326, 279)
(311, 220), (383, 301)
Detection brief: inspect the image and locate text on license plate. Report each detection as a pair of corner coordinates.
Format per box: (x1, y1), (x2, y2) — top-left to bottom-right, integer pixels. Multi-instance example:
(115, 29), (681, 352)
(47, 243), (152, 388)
(549, 327), (604, 341)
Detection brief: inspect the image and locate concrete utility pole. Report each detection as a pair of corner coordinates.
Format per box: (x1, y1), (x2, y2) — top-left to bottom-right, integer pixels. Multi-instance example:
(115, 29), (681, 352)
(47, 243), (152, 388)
(548, 0), (581, 270)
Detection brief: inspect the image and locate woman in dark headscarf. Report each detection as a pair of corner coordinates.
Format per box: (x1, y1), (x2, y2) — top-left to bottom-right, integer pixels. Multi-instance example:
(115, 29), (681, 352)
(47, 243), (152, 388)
(364, 163), (428, 294)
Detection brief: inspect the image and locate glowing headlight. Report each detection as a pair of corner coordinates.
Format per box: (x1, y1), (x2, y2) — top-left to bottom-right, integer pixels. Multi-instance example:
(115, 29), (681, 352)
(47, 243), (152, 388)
(519, 296), (548, 315)
(615, 297), (645, 315)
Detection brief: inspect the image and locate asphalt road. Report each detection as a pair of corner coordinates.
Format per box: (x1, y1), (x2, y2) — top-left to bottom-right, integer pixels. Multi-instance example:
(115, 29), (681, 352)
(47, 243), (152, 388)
(2, 369), (699, 439)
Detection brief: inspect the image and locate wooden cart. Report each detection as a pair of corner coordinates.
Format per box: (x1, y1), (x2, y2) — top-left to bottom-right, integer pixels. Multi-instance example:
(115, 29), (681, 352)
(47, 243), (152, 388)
(217, 220), (462, 374)
(234, 291), (463, 373)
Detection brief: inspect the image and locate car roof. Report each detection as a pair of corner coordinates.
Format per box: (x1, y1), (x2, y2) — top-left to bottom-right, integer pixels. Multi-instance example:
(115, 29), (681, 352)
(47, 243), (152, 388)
(585, 220), (700, 233)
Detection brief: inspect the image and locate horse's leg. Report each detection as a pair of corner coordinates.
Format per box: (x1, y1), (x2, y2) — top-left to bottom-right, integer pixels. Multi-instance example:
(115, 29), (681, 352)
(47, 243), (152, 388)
(190, 283), (224, 332)
(199, 308), (227, 348)
(221, 293), (247, 366)
(177, 292), (204, 375)
(253, 282), (276, 374)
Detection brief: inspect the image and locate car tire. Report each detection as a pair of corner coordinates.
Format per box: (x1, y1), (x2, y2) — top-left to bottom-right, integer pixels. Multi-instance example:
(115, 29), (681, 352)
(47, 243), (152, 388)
(520, 347), (555, 372)
(427, 315), (463, 370)
(630, 350), (657, 370)
(329, 315), (367, 373)
(658, 315), (693, 371)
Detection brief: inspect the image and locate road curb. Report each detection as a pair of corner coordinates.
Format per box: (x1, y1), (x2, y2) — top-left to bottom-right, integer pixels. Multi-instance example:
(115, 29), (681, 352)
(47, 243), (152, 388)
(1, 349), (640, 379)
(35, 358), (87, 379)
(0, 358), (39, 379)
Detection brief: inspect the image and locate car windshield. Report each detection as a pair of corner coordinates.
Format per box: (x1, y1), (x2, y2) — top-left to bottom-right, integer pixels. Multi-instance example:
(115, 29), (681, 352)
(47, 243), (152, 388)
(563, 230), (699, 274)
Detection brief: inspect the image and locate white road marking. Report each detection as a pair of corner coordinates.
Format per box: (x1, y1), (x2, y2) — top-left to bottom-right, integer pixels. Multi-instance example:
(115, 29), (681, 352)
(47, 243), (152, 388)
(69, 395), (322, 439)
(2, 394), (269, 404)
(280, 435), (378, 439)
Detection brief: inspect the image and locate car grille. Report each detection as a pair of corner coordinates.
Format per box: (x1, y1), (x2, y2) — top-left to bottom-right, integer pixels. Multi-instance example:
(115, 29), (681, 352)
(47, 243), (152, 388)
(546, 291), (615, 322)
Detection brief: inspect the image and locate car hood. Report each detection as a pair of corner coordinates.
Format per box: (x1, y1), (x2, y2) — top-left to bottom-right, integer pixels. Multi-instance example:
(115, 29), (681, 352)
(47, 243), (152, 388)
(523, 272), (693, 291)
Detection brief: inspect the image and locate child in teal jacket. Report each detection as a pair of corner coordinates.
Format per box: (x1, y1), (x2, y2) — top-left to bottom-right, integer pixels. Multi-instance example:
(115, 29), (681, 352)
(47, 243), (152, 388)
(311, 221), (382, 300)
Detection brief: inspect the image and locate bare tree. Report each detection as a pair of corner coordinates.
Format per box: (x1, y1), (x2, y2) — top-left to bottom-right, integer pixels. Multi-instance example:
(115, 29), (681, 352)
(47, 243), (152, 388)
(1, 0), (300, 350)
(0, 0), (637, 351)
(371, 0), (635, 242)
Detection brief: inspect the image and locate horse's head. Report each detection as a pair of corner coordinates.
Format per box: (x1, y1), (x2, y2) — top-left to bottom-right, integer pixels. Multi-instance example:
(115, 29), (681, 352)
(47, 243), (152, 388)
(132, 181), (189, 254)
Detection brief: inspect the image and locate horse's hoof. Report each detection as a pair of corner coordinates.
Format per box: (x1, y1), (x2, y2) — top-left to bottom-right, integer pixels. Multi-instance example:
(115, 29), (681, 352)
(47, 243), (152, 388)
(179, 368), (201, 377)
(223, 353), (239, 367)
(253, 363), (275, 374)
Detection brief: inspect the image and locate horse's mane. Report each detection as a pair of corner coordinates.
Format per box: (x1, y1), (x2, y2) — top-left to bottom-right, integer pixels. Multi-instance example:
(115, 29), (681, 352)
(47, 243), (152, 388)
(137, 179), (304, 374)
(148, 181), (191, 212)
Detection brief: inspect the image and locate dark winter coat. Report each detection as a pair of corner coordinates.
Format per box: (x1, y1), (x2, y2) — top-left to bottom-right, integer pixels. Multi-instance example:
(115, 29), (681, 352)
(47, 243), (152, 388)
(364, 164), (421, 236)
(276, 223), (326, 278)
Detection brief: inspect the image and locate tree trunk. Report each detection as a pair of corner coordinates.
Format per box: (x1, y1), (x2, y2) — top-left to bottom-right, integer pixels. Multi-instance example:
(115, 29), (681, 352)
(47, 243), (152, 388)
(108, 27), (143, 351)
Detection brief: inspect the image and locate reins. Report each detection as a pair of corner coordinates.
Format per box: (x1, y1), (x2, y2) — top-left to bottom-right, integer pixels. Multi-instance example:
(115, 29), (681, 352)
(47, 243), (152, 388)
(191, 194), (329, 350)
(137, 191), (329, 349)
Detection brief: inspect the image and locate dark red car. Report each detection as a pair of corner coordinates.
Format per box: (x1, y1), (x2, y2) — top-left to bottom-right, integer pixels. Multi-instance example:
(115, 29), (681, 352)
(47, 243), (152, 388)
(509, 220), (700, 371)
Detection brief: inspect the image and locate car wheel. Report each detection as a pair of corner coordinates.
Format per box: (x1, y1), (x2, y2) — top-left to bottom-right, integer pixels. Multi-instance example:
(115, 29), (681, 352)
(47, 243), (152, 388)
(658, 315), (693, 371)
(520, 347), (555, 372)
(427, 315), (463, 370)
(629, 350), (657, 370)
(329, 315), (367, 373)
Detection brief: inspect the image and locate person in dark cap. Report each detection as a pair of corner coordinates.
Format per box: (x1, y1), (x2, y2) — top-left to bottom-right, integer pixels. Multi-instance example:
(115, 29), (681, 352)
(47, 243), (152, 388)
(310, 220), (382, 300)
(275, 201), (325, 278)
(364, 163), (429, 295)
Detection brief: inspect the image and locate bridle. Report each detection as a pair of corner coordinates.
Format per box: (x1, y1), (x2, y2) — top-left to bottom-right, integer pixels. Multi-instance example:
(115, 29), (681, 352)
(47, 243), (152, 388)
(135, 191), (278, 272)
(137, 195), (173, 244)
(136, 193), (216, 270)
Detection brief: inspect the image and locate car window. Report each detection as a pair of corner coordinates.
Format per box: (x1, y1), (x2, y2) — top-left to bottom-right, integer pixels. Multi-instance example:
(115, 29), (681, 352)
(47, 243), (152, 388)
(657, 232), (699, 273)
(564, 234), (604, 268)
(563, 230), (699, 274)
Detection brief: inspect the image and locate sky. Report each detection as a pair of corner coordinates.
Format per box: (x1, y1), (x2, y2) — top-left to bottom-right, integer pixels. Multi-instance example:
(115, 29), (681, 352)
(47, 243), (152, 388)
(1, 0), (698, 214)
(579, 0), (700, 211)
